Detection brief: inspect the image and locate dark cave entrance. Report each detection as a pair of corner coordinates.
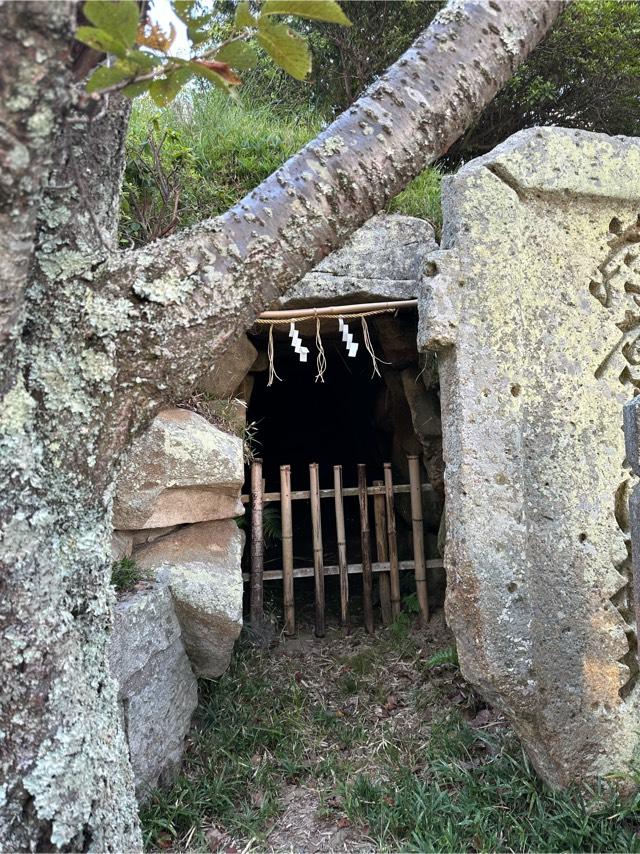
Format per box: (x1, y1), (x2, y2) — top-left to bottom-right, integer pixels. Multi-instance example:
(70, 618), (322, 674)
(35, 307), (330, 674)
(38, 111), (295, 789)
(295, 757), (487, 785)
(242, 311), (446, 630)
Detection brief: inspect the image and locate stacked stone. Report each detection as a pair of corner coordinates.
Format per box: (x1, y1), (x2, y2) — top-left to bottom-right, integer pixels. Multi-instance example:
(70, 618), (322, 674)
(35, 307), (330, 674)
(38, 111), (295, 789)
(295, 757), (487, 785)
(108, 406), (246, 798)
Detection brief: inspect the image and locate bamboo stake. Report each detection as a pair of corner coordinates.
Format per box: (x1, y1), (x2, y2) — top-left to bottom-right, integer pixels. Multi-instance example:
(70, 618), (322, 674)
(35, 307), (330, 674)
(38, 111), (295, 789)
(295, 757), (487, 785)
(309, 463), (325, 637)
(250, 459), (264, 627)
(358, 464), (374, 634)
(280, 464), (295, 636)
(384, 463), (401, 619)
(333, 465), (349, 631)
(373, 479), (392, 626)
(408, 454), (429, 626)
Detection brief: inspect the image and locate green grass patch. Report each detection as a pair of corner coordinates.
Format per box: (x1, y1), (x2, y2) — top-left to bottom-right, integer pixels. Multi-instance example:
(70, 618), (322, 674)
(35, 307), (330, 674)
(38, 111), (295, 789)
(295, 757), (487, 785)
(388, 167), (444, 235)
(140, 624), (640, 852)
(121, 90), (324, 246)
(140, 642), (313, 848)
(111, 557), (145, 593)
(340, 715), (640, 852)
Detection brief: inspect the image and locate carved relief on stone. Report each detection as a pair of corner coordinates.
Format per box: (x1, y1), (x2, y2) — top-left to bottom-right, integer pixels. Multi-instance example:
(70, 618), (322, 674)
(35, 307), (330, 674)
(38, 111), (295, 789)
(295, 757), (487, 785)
(418, 128), (640, 788)
(590, 224), (640, 700)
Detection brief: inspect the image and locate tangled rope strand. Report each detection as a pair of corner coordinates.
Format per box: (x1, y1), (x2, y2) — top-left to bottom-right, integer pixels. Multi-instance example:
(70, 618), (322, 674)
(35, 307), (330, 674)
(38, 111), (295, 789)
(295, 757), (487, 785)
(361, 316), (388, 378)
(315, 317), (327, 383)
(267, 324), (282, 387)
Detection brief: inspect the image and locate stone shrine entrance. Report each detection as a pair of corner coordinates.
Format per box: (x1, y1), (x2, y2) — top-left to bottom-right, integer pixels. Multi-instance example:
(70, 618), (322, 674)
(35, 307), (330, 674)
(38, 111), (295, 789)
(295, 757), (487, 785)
(243, 302), (445, 634)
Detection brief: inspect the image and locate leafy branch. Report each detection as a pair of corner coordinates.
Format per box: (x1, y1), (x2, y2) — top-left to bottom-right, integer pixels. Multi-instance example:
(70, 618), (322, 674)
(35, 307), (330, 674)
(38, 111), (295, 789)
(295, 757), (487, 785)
(76, 0), (351, 106)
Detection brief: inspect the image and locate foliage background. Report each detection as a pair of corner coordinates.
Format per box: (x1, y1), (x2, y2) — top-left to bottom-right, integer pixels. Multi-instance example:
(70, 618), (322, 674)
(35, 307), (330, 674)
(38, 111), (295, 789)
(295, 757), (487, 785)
(120, 0), (640, 246)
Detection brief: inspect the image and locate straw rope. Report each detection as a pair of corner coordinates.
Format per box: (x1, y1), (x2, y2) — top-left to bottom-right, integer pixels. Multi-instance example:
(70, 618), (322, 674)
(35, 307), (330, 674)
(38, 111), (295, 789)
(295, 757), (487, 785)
(261, 303), (404, 383)
(267, 324), (282, 387)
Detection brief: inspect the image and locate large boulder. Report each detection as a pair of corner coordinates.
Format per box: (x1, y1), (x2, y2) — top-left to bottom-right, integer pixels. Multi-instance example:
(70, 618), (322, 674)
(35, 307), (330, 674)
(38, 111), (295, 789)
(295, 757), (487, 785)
(279, 214), (436, 307)
(113, 408), (243, 530)
(199, 334), (257, 398)
(419, 127), (640, 788)
(135, 520), (243, 678)
(109, 584), (198, 799)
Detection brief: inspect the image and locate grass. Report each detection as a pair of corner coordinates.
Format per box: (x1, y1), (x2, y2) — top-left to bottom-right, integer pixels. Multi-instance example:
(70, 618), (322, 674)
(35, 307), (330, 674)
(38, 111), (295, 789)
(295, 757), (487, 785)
(388, 167), (444, 235)
(122, 88), (445, 247)
(111, 557), (146, 593)
(122, 90), (324, 244)
(140, 616), (640, 852)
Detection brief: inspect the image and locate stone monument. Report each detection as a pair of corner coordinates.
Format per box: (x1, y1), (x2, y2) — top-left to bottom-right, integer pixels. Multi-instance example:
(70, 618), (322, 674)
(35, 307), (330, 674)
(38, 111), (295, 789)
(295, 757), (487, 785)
(420, 127), (640, 786)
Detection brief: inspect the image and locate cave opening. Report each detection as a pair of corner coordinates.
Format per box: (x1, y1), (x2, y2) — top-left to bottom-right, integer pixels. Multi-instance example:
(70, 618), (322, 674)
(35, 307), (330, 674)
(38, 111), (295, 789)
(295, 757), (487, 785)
(242, 310), (445, 630)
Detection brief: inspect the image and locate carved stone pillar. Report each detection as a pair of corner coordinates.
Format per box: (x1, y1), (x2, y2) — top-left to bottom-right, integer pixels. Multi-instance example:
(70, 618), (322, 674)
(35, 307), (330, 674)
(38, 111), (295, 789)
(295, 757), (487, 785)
(420, 127), (640, 787)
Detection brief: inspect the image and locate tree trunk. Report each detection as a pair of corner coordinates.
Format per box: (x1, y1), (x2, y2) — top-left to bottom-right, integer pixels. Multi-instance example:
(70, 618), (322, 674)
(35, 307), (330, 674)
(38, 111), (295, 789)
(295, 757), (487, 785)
(0, 1), (567, 849)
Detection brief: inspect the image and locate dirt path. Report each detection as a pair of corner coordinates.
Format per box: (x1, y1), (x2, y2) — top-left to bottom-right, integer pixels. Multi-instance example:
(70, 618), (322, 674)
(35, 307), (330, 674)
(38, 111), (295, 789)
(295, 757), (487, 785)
(238, 611), (499, 853)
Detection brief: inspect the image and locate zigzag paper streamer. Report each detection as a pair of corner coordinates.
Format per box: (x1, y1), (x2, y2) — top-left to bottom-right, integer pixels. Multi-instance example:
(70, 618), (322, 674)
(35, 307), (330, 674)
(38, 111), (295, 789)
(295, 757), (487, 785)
(338, 317), (358, 358)
(289, 322), (309, 363)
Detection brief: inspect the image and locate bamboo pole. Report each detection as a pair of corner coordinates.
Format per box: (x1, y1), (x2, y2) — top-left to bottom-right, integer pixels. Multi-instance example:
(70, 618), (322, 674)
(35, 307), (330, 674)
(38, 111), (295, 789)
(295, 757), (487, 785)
(280, 464), (295, 636)
(373, 479), (392, 626)
(333, 465), (349, 631)
(358, 464), (374, 634)
(250, 459), (264, 627)
(384, 463), (401, 619)
(242, 558), (444, 583)
(240, 481), (434, 504)
(408, 454), (429, 626)
(258, 299), (417, 321)
(309, 463), (325, 638)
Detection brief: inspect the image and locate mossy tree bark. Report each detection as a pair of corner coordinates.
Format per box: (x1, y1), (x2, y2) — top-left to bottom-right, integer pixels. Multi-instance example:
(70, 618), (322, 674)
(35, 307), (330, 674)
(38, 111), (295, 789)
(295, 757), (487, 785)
(0, 1), (567, 849)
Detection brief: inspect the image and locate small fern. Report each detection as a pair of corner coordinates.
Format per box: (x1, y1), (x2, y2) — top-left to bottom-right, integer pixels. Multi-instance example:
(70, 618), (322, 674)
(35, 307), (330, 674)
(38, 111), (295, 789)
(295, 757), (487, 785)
(236, 503), (282, 546)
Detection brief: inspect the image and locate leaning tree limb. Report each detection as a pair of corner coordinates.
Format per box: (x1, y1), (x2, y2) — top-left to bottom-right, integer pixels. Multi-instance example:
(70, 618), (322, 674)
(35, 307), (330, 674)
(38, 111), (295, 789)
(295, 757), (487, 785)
(100, 0), (569, 410)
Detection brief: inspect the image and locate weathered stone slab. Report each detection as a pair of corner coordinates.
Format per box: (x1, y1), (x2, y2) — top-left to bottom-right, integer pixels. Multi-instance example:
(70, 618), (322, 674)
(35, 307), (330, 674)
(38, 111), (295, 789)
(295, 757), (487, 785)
(419, 127), (640, 787)
(623, 397), (640, 652)
(109, 584), (198, 799)
(113, 408), (243, 529)
(134, 520), (244, 679)
(199, 334), (257, 398)
(111, 530), (133, 561)
(279, 214), (436, 307)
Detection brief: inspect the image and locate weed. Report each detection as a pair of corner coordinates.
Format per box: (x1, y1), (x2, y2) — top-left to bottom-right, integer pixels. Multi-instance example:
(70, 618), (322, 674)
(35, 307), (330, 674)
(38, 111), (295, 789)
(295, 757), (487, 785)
(111, 557), (146, 593)
(424, 645), (459, 670)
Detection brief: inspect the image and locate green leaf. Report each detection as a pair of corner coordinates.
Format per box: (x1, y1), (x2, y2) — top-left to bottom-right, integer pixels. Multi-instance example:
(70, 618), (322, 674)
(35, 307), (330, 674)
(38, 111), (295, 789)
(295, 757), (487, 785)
(261, 0), (351, 26)
(256, 20), (311, 81)
(121, 80), (151, 98)
(214, 41), (258, 70)
(86, 62), (134, 93)
(75, 25), (128, 56)
(148, 68), (193, 107)
(124, 49), (161, 70)
(234, 1), (256, 30)
(188, 24), (213, 46)
(83, 0), (140, 47)
(173, 0), (198, 24)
